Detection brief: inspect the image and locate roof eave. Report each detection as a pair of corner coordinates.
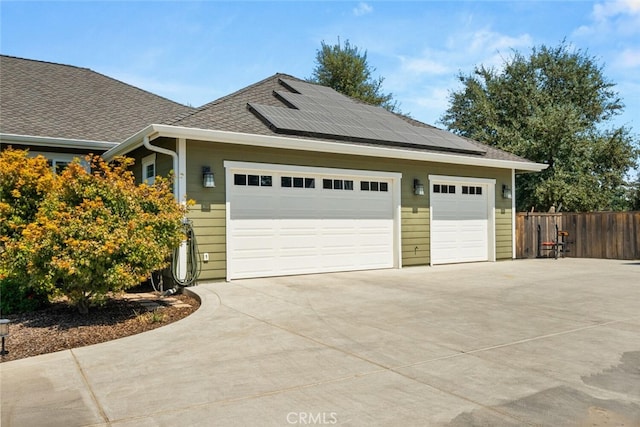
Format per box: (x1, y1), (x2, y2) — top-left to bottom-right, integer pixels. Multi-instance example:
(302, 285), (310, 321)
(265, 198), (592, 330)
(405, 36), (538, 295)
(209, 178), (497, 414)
(103, 125), (156, 160)
(104, 124), (548, 172)
(0, 133), (119, 151)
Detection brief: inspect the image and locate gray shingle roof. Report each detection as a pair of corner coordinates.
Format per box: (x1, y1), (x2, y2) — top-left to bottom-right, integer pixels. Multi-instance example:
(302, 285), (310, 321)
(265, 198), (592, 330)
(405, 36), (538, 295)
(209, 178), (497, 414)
(0, 55), (194, 143)
(171, 73), (531, 163)
(1, 56), (533, 165)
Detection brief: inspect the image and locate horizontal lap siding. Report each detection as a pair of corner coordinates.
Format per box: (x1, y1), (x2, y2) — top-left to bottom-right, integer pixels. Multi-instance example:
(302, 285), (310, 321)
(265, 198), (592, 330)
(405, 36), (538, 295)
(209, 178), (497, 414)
(187, 205), (226, 280)
(402, 206), (430, 266)
(181, 140), (513, 279)
(495, 208), (513, 260)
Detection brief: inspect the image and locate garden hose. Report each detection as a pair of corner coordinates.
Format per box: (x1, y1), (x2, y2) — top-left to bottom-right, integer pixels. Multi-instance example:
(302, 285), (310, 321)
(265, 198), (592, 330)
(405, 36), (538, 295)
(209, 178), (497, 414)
(160, 219), (201, 296)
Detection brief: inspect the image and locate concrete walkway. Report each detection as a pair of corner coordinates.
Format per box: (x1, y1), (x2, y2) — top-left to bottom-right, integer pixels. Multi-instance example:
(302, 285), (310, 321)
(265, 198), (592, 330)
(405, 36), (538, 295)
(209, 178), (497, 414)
(1, 258), (639, 426)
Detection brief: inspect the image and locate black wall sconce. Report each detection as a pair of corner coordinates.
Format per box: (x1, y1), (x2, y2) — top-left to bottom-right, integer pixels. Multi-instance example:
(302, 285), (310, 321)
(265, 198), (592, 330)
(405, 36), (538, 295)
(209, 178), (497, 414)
(502, 184), (512, 199)
(202, 166), (215, 188)
(413, 179), (425, 196)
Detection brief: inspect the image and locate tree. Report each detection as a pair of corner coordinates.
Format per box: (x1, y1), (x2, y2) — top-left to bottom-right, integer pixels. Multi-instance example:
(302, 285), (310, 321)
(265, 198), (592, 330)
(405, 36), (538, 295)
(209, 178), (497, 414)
(628, 173), (640, 211)
(309, 39), (400, 112)
(440, 42), (639, 212)
(0, 150), (186, 313)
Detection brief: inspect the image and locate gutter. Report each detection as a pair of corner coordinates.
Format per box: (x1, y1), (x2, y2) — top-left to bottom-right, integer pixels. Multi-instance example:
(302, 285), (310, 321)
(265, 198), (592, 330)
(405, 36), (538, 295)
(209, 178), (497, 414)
(0, 133), (118, 151)
(104, 124), (548, 173)
(142, 135), (179, 199)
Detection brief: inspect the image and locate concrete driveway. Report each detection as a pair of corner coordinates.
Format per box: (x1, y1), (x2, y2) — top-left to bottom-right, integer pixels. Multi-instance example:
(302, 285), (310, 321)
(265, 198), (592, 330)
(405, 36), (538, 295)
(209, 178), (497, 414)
(1, 258), (639, 426)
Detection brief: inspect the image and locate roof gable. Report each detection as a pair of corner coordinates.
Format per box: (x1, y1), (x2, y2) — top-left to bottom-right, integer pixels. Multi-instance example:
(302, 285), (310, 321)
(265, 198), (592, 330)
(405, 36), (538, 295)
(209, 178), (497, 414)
(0, 55), (194, 143)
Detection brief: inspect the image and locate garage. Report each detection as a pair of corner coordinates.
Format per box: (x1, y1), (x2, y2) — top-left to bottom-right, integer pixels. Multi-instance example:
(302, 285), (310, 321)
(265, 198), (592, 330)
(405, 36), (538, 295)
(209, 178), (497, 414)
(225, 161), (402, 279)
(429, 175), (496, 265)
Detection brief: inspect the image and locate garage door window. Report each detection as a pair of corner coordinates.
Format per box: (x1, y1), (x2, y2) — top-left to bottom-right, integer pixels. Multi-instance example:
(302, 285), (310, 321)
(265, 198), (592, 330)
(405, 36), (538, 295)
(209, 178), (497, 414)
(323, 179), (354, 190)
(361, 181), (388, 192)
(433, 184), (456, 194)
(281, 176), (315, 189)
(234, 174), (272, 187)
(462, 185), (482, 195)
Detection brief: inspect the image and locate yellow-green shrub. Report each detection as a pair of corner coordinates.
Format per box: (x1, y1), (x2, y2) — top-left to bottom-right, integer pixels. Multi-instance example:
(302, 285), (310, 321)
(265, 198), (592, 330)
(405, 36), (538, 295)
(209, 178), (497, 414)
(1, 150), (186, 313)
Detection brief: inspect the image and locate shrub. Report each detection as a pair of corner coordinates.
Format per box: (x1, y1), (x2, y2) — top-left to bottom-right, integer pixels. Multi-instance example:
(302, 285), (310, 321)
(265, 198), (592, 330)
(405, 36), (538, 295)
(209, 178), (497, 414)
(0, 277), (50, 314)
(1, 151), (187, 314)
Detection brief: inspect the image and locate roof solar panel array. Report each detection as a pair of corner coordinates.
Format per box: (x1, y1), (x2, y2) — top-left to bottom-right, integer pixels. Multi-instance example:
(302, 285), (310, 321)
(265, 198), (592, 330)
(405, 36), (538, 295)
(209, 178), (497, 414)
(248, 78), (486, 155)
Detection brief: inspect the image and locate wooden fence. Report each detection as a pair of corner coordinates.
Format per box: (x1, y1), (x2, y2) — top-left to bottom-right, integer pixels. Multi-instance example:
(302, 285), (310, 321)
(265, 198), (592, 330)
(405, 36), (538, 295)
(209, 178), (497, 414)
(516, 211), (640, 260)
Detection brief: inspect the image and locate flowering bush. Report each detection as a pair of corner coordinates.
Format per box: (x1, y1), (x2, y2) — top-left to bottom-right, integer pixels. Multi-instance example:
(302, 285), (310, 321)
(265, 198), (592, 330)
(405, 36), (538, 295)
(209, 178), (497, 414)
(0, 148), (54, 242)
(1, 150), (186, 313)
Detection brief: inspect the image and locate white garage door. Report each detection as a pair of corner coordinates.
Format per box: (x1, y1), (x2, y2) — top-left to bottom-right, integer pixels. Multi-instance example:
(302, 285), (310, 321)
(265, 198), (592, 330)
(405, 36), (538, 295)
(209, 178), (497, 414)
(430, 176), (495, 265)
(226, 162), (400, 279)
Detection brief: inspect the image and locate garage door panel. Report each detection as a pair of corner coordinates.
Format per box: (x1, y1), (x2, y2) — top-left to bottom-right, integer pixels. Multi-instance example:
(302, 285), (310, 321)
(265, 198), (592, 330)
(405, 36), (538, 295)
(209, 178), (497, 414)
(228, 167), (396, 279)
(431, 181), (491, 265)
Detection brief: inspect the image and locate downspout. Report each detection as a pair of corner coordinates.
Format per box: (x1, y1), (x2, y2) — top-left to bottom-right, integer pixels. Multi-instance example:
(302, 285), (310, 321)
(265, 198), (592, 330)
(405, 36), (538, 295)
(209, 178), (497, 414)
(143, 135), (179, 199)
(141, 136), (194, 289)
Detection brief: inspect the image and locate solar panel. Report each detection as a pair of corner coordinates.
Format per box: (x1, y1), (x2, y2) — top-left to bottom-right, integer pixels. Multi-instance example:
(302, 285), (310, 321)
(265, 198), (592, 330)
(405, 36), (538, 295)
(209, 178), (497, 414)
(248, 79), (486, 155)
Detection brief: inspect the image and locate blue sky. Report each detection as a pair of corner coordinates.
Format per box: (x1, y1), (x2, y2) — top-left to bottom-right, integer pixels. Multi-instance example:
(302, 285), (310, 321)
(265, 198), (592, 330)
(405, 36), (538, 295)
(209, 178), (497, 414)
(1, 1), (639, 133)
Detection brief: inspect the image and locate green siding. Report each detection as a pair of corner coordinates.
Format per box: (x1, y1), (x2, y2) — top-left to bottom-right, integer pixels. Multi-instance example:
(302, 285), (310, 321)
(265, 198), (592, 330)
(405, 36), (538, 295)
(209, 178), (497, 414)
(128, 137), (176, 184)
(182, 139), (514, 280)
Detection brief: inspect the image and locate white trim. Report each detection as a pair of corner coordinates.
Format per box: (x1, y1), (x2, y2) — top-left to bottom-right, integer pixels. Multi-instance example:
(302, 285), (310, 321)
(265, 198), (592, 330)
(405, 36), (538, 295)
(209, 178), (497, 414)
(177, 138), (187, 205)
(511, 169), (516, 259)
(141, 153), (157, 185)
(225, 167), (232, 282)
(428, 174), (496, 265)
(104, 124), (548, 173)
(224, 160), (402, 180)
(0, 133), (118, 151)
(224, 161), (402, 281)
(428, 175), (497, 185)
(28, 151), (89, 173)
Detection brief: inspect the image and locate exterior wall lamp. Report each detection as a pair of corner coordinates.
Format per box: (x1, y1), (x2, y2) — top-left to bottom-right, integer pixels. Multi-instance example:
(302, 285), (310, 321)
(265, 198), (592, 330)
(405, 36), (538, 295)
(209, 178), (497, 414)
(502, 184), (512, 199)
(0, 319), (9, 356)
(202, 166), (215, 188)
(413, 179), (425, 196)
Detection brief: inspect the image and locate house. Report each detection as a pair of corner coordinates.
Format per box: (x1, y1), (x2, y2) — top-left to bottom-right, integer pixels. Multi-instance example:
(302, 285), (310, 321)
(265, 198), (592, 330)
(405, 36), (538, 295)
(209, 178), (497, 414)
(0, 55), (194, 169)
(1, 55), (546, 281)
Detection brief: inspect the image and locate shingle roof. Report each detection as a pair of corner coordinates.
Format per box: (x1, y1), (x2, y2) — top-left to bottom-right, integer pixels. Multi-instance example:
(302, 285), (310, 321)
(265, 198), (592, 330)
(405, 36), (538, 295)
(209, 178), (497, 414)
(0, 55), (194, 143)
(1, 56), (533, 164)
(170, 73), (531, 163)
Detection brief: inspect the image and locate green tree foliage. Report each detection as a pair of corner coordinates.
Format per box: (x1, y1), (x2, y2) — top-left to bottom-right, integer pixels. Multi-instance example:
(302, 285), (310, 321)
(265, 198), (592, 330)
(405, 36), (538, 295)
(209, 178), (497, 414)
(0, 150), (186, 313)
(628, 173), (640, 210)
(440, 42), (639, 212)
(310, 39), (400, 113)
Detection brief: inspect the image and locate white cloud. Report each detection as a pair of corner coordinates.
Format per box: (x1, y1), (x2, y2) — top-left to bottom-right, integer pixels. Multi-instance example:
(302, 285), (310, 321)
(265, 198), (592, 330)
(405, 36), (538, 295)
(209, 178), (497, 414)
(574, 0), (640, 38)
(466, 29), (533, 58)
(399, 55), (449, 75)
(615, 48), (640, 69)
(384, 26), (534, 124)
(593, 0), (640, 21)
(353, 2), (373, 17)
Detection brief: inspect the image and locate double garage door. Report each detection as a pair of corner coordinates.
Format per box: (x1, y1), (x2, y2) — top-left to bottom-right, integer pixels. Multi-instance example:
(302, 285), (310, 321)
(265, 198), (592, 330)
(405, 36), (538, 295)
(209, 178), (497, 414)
(226, 162), (400, 280)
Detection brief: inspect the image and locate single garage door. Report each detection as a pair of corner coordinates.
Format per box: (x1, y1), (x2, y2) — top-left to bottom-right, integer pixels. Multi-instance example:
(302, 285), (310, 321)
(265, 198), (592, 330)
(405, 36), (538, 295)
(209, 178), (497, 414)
(430, 176), (495, 265)
(225, 162), (400, 279)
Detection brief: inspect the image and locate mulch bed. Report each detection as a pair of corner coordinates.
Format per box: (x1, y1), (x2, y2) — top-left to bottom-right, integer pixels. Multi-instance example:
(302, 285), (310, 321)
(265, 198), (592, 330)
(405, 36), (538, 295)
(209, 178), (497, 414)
(0, 286), (199, 363)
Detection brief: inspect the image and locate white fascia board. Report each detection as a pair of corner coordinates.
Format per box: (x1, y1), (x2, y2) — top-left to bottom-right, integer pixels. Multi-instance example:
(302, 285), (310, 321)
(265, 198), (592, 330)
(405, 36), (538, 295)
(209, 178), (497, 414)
(104, 124), (548, 172)
(103, 125), (156, 160)
(0, 133), (118, 151)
